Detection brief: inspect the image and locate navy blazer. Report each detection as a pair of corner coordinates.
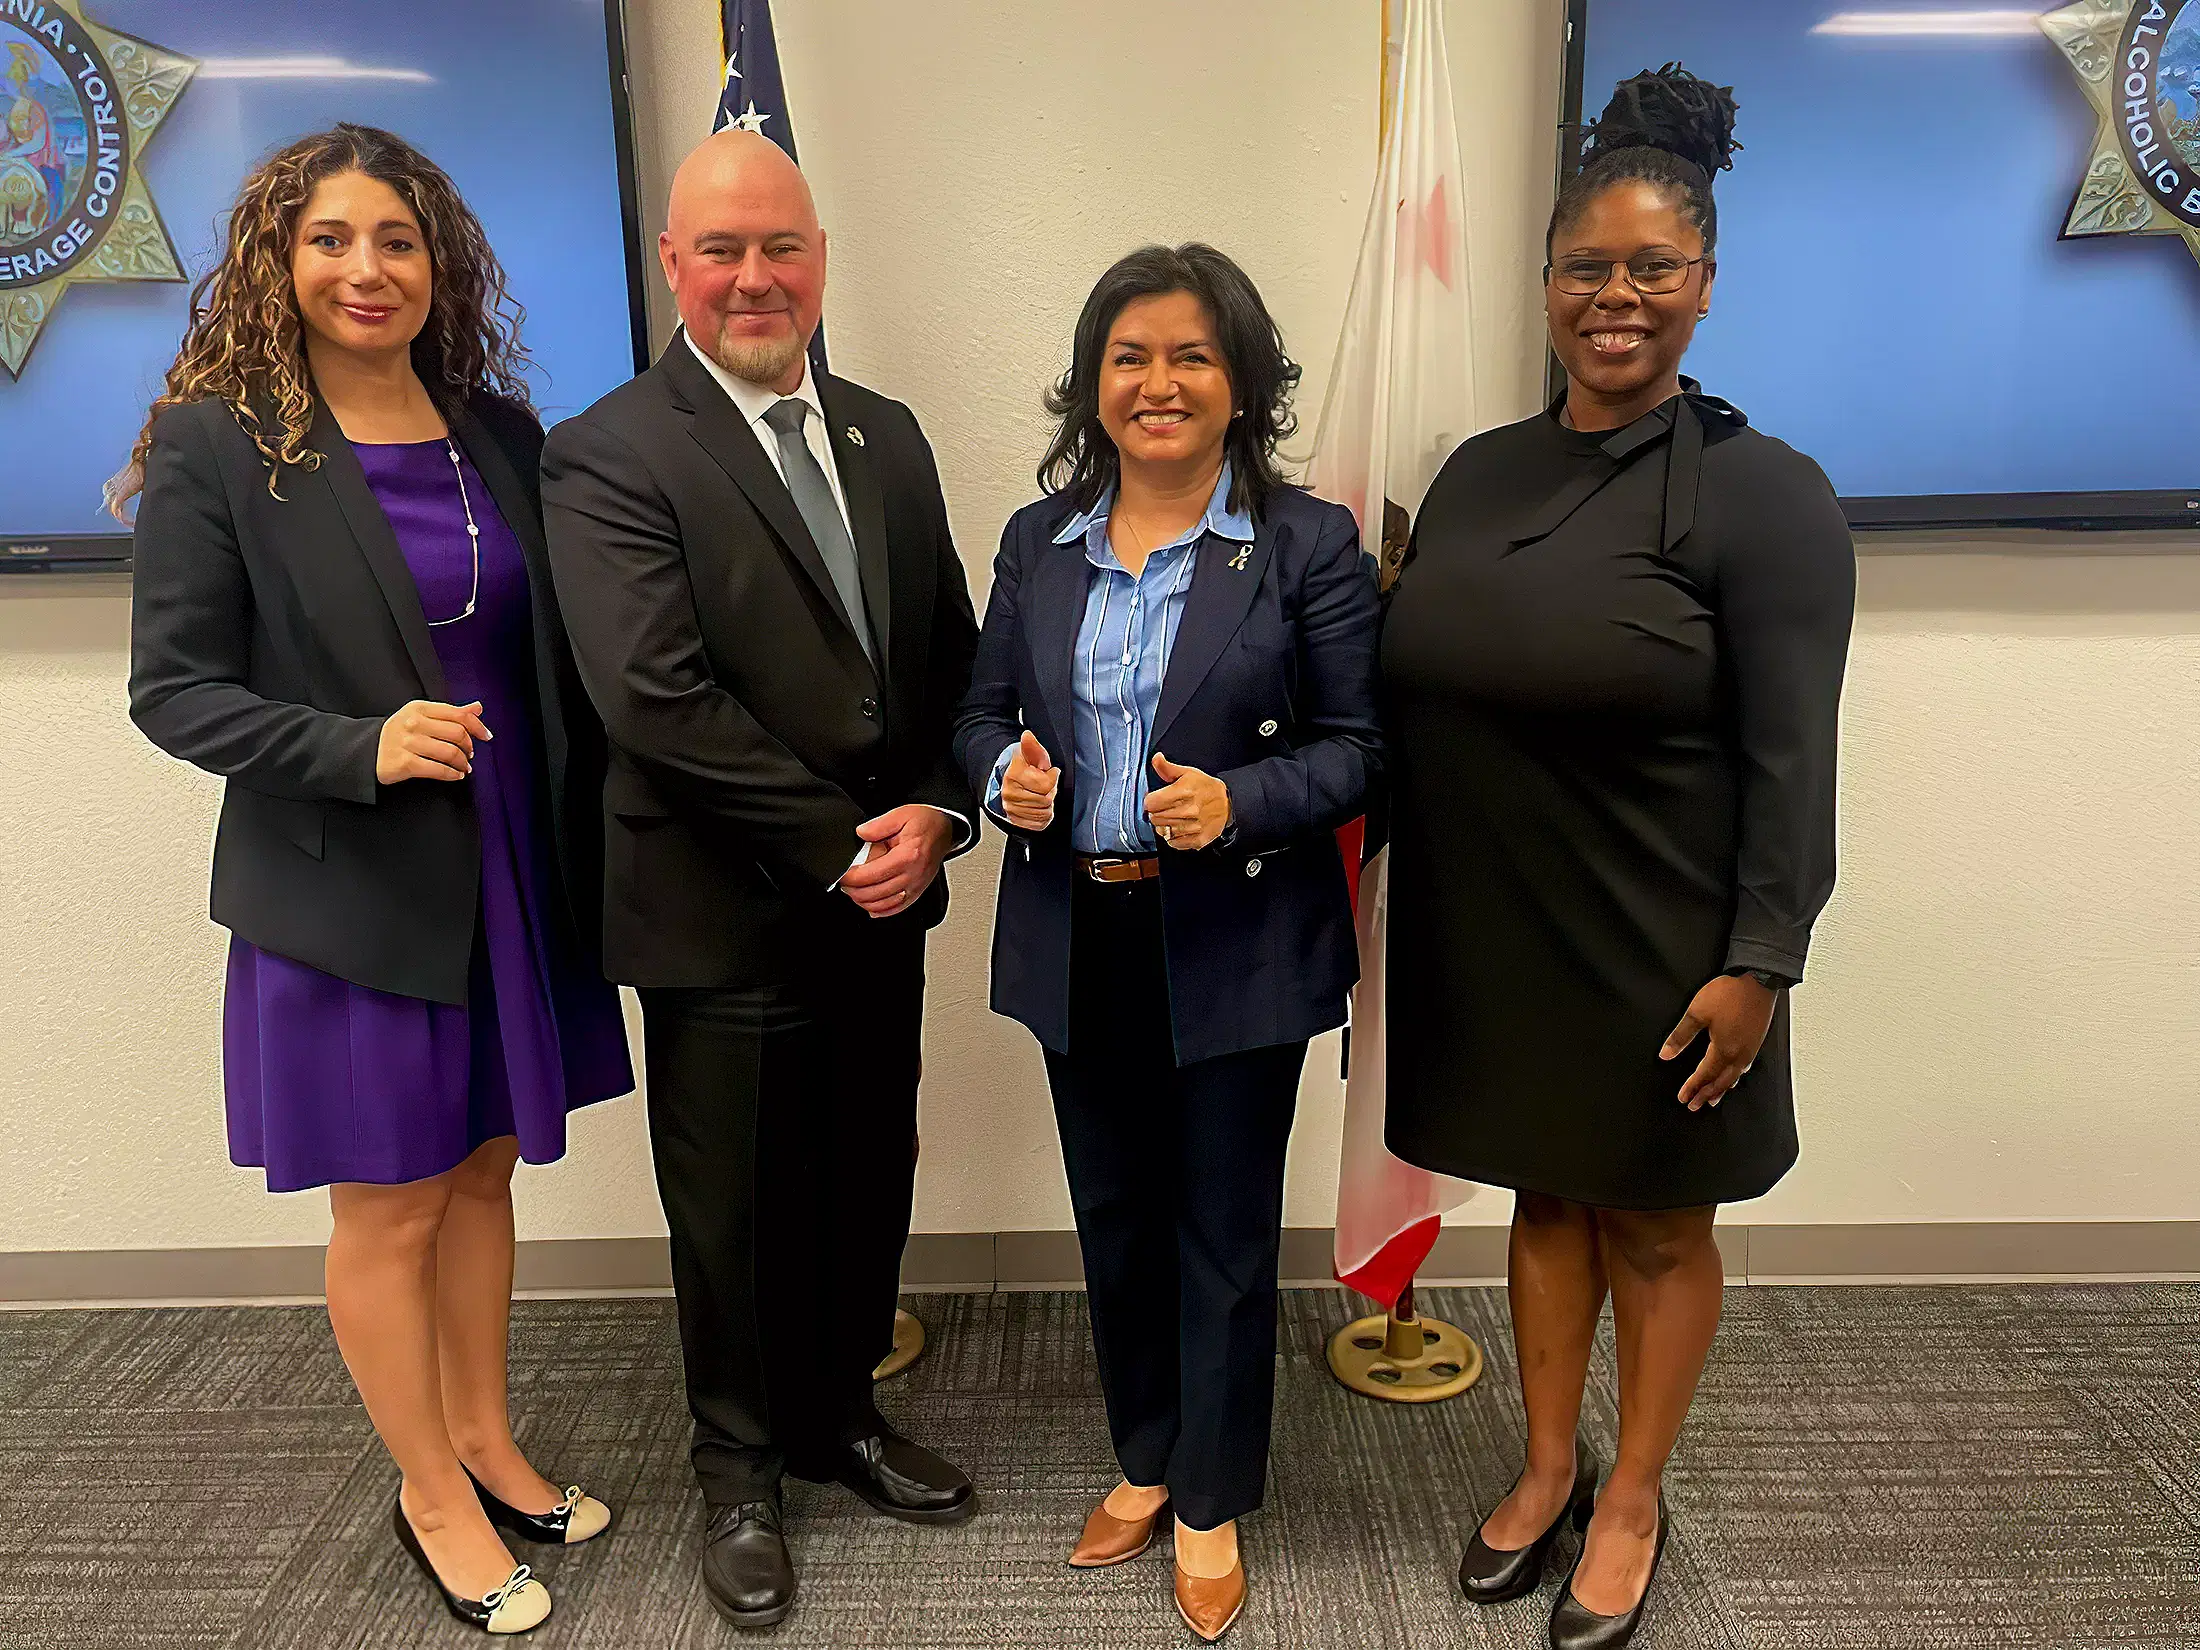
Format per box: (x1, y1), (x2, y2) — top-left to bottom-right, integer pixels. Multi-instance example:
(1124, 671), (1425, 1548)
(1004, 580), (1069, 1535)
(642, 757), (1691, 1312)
(953, 483), (1382, 1065)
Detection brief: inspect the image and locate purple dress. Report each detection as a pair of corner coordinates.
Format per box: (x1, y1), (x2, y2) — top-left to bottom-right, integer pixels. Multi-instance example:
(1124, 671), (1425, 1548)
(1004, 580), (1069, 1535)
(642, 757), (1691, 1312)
(222, 439), (633, 1192)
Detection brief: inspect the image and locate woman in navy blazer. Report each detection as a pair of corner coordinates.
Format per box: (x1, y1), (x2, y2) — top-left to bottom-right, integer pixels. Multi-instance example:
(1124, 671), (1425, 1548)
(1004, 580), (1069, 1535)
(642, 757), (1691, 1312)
(954, 244), (1381, 1641)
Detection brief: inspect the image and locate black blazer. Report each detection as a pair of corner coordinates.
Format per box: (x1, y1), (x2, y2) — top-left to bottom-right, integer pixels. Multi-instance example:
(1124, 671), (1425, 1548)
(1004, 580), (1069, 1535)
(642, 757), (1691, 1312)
(128, 393), (608, 1005)
(953, 485), (1383, 1066)
(539, 334), (980, 988)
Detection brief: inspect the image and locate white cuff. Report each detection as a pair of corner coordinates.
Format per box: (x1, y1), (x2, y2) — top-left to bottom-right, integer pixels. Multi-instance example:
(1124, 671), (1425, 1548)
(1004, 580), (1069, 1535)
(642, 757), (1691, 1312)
(829, 805), (974, 891)
(922, 803), (976, 850)
(829, 839), (871, 891)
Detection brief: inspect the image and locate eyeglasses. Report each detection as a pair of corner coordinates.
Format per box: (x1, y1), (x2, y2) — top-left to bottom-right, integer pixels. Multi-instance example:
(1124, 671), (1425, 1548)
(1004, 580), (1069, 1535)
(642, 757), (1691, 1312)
(1544, 253), (1712, 297)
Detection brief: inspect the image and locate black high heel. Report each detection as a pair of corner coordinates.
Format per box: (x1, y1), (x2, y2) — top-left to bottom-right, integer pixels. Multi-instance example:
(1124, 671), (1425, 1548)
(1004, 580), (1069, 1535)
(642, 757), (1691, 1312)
(392, 1495), (552, 1635)
(1458, 1441), (1599, 1604)
(468, 1466), (614, 1546)
(1548, 1493), (1667, 1650)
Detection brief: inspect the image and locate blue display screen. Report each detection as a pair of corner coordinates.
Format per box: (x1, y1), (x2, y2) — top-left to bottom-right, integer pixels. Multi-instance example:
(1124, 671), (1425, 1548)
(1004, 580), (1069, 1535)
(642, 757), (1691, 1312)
(1577, 1), (2200, 511)
(0, 0), (638, 541)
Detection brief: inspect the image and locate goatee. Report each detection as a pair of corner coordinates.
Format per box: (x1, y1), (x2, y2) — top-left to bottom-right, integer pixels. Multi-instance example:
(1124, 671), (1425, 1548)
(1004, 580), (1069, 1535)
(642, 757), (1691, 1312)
(709, 322), (805, 387)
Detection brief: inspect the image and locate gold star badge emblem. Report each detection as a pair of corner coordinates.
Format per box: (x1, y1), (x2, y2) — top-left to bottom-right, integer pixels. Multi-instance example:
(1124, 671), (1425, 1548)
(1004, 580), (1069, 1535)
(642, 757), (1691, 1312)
(2042, 0), (2200, 268)
(0, 0), (195, 378)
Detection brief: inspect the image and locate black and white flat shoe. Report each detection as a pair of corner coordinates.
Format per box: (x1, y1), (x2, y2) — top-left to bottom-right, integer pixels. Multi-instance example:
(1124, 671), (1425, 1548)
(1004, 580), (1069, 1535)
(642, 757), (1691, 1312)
(470, 1469), (614, 1545)
(393, 1496), (552, 1635)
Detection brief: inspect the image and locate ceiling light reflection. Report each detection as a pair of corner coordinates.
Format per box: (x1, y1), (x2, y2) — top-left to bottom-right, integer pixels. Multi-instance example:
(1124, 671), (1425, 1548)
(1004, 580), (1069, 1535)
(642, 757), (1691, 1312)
(196, 57), (434, 84)
(1811, 9), (2047, 35)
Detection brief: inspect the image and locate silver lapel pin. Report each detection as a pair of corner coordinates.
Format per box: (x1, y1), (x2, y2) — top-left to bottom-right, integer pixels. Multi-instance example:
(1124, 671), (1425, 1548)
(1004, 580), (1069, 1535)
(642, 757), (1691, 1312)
(845, 425), (865, 447)
(1228, 546), (1252, 571)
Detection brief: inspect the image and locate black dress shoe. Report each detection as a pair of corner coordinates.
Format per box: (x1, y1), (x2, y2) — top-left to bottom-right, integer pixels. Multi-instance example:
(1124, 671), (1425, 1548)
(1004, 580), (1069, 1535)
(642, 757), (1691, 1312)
(702, 1498), (797, 1630)
(468, 1467), (614, 1546)
(1548, 1494), (1668, 1650)
(1459, 1442), (1599, 1604)
(814, 1427), (977, 1524)
(392, 1495), (551, 1634)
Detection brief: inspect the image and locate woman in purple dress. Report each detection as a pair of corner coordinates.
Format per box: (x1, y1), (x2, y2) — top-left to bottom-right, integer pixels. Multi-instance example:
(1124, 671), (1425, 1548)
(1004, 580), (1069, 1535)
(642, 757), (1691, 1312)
(120, 126), (632, 1636)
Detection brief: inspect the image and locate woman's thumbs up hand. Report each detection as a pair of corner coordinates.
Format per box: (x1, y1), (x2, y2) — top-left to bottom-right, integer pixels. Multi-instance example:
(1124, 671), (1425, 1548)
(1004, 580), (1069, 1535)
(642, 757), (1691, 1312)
(1002, 729), (1060, 831)
(1144, 751), (1231, 850)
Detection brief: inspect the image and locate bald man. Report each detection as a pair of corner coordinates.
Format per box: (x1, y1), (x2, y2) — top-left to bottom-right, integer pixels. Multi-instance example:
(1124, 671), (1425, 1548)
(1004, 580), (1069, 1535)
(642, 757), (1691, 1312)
(541, 131), (979, 1628)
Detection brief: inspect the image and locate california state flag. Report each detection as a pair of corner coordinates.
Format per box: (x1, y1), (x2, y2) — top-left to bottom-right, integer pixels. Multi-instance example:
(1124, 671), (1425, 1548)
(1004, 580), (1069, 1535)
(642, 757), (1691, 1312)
(1309, 0), (1478, 1309)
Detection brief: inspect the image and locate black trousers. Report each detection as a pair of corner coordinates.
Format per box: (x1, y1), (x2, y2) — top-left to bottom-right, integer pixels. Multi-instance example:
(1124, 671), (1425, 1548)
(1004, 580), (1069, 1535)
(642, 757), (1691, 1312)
(638, 921), (925, 1508)
(1043, 876), (1305, 1531)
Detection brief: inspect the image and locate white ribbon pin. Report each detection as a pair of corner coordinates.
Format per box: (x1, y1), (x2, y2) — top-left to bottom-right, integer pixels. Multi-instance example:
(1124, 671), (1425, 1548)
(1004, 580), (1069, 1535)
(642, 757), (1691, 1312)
(845, 425), (865, 447)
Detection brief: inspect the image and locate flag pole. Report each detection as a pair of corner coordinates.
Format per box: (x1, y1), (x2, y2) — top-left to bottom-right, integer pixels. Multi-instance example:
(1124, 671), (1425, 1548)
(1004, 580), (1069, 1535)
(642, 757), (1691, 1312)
(1323, 0), (1483, 1405)
(1328, 1282), (1484, 1401)
(1380, 0), (1394, 148)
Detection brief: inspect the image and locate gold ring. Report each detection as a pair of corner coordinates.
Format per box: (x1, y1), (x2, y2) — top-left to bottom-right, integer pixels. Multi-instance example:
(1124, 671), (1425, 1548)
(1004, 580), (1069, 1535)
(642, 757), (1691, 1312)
(1160, 825), (1174, 843)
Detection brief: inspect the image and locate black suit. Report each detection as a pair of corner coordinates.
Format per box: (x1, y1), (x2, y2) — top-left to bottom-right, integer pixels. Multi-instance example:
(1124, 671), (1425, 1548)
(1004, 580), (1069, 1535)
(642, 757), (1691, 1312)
(540, 335), (978, 1506)
(128, 394), (605, 1002)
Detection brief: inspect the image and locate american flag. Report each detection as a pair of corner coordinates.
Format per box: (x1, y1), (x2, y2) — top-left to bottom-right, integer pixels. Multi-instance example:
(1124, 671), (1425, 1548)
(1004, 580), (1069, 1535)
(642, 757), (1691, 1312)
(714, 0), (827, 374)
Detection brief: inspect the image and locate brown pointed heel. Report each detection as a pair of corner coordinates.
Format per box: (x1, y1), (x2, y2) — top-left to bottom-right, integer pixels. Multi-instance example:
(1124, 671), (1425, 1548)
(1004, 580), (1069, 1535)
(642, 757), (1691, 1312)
(1174, 1557), (1247, 1643)
(1068, 1494), (1169, 1567)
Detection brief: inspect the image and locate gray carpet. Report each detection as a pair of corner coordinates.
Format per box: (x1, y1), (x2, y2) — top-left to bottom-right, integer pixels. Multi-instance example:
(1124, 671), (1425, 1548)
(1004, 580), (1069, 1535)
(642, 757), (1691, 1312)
(1, 1284), (2194, 1648)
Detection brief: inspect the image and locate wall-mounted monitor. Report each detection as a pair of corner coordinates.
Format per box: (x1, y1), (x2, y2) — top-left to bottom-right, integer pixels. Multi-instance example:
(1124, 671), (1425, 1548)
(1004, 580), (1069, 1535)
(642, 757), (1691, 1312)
(1564, 0), (2200, 531)
(0, 0), (647, 573)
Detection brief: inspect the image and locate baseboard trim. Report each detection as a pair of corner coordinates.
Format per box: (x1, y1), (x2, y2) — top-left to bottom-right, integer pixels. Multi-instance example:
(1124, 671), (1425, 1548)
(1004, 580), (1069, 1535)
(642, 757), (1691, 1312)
(3, 1221), (2194, 1307)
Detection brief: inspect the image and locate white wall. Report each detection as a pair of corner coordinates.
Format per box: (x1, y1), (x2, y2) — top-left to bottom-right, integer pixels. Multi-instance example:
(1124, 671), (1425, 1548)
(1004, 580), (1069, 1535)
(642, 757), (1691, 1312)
(2, 0), (2194, 1258)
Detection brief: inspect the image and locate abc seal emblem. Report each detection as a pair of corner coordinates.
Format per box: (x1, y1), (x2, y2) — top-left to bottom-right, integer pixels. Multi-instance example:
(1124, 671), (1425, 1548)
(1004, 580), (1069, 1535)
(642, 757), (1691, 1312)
(2044, 0), (2200, 267)
(0, 0), (193, 377)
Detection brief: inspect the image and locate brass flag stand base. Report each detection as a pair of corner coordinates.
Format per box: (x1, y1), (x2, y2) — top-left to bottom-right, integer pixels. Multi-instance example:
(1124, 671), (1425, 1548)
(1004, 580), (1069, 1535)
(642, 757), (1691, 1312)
(872, 1307), (926, 1381)
(1327, 1286), (1483, 1403)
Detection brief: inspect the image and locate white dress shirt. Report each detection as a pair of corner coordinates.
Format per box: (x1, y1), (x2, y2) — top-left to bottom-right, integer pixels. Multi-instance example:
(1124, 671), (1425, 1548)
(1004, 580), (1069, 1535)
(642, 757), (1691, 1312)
(681, 329), (972, 879)
(684, 330), (853, 538)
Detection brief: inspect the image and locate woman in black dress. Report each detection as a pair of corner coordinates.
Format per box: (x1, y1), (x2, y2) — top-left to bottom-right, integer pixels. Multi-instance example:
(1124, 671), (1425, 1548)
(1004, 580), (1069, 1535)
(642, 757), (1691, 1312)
(1380, 69), (1854, 1649)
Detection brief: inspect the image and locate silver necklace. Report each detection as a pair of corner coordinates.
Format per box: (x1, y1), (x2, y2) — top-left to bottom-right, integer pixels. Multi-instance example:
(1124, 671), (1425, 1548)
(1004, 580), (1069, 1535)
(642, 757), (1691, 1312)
(425, 439), (481, 627)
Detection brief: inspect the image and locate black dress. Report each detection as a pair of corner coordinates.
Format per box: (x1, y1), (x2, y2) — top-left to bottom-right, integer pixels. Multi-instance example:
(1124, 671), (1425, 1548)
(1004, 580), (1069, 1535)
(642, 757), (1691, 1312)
(1379, 389), (1855, 1210)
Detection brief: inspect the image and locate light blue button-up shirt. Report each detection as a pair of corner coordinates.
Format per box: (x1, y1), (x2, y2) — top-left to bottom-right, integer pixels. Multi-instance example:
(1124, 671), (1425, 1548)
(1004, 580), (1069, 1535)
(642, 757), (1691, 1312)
(988, 463), (1255, 853)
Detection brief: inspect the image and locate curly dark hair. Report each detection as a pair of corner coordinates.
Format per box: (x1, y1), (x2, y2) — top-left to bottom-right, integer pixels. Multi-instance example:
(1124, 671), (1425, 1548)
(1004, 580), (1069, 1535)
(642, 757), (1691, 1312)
(110, 122), (532, 514)
(1039, 243), (1301, 520)
(1549, 64), (1742, 260)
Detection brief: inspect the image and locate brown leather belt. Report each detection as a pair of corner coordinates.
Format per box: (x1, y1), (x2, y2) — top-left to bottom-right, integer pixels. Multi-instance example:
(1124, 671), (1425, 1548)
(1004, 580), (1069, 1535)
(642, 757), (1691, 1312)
(1076, 853), (1162, 884)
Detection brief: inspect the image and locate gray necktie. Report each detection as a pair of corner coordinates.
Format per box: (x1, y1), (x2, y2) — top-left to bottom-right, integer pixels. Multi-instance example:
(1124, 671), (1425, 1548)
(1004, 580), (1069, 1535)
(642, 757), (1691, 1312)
(761, 398), (874, 663)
